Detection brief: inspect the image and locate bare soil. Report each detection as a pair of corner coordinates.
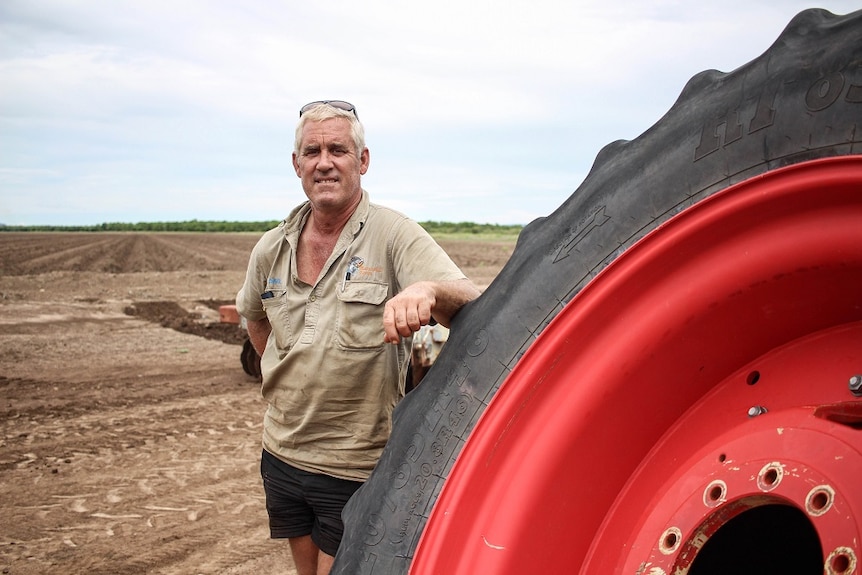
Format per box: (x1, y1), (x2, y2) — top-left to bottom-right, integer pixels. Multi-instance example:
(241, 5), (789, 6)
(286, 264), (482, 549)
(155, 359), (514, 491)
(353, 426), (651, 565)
(0, 232), (514, 575)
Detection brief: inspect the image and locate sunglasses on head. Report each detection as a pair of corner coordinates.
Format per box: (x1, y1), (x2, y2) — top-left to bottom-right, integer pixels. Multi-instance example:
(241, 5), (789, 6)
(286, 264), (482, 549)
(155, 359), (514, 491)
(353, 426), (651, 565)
(299, 100), (358, 119)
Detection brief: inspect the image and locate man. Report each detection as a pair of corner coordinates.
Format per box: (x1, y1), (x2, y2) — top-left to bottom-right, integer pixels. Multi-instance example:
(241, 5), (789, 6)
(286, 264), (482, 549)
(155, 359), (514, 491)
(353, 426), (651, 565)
(236, 100), (480, 575)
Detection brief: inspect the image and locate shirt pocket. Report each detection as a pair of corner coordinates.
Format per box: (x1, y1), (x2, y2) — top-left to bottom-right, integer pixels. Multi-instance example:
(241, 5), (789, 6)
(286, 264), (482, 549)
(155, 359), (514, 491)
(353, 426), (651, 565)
(336, 281), (388, 350)
(261, 290), (293, 351)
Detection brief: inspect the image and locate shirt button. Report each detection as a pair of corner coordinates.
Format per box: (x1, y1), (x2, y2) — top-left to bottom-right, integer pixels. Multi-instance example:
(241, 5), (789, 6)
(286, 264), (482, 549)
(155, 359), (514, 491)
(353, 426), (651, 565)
(309, 295), (316, 302)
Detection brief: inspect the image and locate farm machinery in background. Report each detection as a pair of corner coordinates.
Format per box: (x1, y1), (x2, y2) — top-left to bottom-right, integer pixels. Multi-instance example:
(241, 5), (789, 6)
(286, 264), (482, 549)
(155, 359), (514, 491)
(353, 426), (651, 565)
(218, 304), (262, 380)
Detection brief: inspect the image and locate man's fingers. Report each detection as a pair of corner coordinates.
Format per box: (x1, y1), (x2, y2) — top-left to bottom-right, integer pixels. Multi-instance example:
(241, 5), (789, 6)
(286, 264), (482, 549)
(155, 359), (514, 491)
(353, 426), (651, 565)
(383, 303), (399, 343)
(383, 298), (433, 343)
(383, 302), (412, 342)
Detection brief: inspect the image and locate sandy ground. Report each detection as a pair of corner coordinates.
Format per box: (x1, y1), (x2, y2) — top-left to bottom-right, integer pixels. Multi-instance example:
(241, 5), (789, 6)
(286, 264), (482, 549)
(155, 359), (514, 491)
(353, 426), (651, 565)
(0, 232), (514, 575)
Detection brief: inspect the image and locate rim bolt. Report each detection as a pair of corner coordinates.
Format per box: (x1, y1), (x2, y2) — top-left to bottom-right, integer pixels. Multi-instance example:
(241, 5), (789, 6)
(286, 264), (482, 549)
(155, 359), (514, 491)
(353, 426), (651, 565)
(850, 375), (862, 396)
(748, 405), (767, 418)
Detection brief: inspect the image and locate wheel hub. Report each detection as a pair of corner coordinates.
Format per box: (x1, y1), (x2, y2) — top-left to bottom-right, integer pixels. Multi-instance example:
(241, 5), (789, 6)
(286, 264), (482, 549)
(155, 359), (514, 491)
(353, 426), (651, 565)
(616, 322), (861, 575)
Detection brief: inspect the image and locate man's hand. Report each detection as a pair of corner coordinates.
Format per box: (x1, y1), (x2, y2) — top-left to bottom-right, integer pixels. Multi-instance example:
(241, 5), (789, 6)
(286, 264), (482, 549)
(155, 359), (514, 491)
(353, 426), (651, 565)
(383, 279), (480, 344)
(383, 282), (435, 343)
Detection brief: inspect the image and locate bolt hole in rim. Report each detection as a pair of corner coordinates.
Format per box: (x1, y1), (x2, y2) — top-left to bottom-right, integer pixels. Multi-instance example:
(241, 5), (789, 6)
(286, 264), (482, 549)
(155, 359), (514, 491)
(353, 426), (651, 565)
(410, 157), (862, 574)
(757, 462), (783, 492)
(807, 485), (836, 517)
(659, 527), (682, 555)
(703, 480), (726, 508)
(827, 548), (857, 575)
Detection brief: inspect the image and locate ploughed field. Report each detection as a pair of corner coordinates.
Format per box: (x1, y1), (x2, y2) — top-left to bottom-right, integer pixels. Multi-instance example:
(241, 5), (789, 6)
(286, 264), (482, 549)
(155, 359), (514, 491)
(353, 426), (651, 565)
(0, 232), (515, 575)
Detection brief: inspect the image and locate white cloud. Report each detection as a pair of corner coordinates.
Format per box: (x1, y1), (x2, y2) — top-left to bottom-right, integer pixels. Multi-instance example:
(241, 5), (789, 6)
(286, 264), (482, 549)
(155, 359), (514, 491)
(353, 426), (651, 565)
(1, 0), (859, 225)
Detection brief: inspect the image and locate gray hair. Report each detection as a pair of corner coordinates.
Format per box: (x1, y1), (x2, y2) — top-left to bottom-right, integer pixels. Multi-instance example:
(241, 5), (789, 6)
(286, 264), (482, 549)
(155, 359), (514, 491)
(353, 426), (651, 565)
(294, 103), (366, 156)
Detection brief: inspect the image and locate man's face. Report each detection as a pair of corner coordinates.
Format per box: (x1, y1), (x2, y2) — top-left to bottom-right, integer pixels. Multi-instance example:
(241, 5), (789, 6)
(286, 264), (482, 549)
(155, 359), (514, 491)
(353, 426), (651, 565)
(292, 117), (369, 213)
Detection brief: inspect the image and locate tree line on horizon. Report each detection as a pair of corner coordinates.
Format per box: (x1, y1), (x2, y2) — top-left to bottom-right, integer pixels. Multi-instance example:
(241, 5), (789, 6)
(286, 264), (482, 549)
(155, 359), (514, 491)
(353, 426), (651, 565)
(0, 219), (523, 235)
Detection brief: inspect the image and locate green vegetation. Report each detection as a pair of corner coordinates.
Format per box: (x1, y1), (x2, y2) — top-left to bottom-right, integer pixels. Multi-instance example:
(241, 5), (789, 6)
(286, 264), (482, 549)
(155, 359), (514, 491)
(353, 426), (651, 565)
(0, 220), (523, 238)
(0, 220), (281, 233)
(417, 221), (522, 240)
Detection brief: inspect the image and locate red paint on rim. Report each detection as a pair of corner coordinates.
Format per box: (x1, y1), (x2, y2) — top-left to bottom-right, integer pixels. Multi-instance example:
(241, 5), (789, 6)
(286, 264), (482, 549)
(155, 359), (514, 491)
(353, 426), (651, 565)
(411, 157), (862, 574)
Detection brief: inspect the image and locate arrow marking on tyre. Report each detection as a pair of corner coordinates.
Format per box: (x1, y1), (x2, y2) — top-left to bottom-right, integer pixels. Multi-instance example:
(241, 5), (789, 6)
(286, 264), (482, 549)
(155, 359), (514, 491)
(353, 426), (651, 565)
(553, 206), (610, 263)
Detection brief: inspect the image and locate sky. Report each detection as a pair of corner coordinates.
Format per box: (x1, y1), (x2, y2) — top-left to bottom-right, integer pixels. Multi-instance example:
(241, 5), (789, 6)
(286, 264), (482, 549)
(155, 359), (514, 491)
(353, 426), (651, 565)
(1, 1), (859, 227)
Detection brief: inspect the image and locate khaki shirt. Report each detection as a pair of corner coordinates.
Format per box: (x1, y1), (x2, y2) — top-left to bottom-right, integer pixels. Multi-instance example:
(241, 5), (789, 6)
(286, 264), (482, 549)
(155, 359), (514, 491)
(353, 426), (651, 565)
(237, 191), (467, 480)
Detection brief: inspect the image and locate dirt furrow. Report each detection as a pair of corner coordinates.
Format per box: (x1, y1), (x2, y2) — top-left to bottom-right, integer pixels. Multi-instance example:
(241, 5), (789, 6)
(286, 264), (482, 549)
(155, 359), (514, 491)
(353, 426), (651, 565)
(146, 233), (260, 272)
(0, 235), (119, 275)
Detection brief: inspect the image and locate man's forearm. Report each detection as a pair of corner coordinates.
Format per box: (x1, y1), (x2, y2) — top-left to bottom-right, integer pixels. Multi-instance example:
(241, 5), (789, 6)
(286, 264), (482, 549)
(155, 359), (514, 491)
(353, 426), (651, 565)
(430, 278), (481, 327)
(246, 317), (272, 356)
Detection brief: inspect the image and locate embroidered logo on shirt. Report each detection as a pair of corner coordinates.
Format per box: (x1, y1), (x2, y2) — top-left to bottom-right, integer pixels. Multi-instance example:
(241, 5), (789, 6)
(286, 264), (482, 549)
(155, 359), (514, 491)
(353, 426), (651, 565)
(342, 256), (364, 291)
(346, 256), (364, 280)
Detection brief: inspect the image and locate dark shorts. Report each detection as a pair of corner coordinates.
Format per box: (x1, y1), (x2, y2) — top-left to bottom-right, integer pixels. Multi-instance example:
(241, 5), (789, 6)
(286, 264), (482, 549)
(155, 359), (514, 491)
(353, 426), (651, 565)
(260, 449), (363, 557)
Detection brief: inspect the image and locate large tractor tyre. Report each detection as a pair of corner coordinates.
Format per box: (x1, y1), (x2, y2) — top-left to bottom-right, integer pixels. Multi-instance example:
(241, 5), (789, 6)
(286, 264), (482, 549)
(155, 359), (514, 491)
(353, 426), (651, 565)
(335, 8), (862, 574)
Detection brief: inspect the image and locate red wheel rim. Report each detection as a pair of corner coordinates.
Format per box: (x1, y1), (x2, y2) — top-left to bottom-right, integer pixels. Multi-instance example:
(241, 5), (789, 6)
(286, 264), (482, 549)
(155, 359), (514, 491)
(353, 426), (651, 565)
(412, 157), (862, 574)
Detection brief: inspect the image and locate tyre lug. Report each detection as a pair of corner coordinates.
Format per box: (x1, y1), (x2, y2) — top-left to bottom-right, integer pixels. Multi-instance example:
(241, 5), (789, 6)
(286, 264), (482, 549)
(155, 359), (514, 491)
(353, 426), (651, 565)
(849, 375), (862, 397)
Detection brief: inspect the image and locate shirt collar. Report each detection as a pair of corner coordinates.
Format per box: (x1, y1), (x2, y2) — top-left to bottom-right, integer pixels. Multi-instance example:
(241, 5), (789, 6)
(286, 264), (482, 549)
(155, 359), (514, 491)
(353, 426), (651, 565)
(282, 189), (370, 244)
